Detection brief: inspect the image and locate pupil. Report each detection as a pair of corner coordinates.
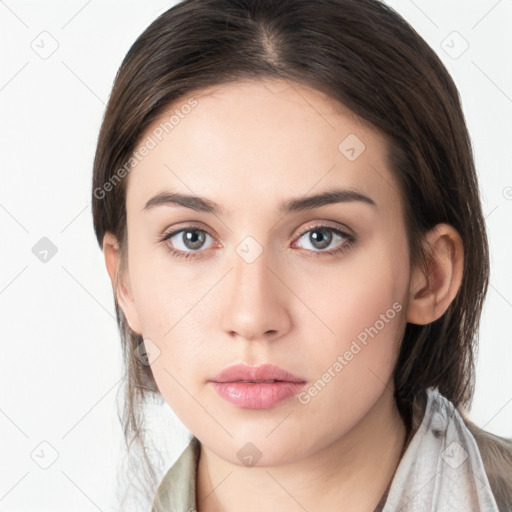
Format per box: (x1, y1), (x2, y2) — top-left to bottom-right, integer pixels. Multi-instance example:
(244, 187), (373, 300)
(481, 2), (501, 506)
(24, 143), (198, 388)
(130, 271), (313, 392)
(311, 229), (331, 249)
(184, 230), (205, 250)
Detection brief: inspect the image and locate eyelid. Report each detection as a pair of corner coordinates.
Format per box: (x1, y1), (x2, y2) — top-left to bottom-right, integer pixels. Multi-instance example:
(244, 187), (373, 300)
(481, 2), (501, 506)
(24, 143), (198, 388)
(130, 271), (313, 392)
(159, 221), (213, 239)
(293, 220), (354, 239)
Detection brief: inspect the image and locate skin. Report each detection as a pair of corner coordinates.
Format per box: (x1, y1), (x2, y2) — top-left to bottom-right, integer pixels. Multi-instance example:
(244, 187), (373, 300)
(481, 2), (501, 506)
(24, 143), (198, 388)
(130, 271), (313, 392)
(103, 79), (464, 512)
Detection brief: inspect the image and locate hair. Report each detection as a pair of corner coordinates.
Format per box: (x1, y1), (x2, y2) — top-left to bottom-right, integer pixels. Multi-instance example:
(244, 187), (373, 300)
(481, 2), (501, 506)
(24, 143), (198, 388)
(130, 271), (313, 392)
(91, 0), (512, 509)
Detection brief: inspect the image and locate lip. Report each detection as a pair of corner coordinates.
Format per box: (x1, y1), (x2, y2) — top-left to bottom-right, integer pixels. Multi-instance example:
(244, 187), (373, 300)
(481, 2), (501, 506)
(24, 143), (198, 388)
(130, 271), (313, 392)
(209, 364), (306, 409)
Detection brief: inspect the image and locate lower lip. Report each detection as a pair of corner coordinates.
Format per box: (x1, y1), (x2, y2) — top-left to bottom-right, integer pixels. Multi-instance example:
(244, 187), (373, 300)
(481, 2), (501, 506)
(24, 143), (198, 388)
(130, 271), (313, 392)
(210, 381), (306, 409)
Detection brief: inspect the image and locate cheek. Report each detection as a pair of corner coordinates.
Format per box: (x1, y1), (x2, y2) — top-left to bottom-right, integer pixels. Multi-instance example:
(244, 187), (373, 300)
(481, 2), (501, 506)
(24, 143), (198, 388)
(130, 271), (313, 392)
(127, 235), (193, 334)
(292, 239), (408, 399)
(126, 243), (209, 396)
(293, 237), (408, 347)
(139, 305), (211, 427)
(295, 285), (405, 438)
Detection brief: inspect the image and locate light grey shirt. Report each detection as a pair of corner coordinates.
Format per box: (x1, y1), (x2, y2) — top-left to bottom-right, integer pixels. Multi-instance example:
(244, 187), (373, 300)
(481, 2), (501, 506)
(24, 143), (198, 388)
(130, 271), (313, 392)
(151, 387), (500, 511)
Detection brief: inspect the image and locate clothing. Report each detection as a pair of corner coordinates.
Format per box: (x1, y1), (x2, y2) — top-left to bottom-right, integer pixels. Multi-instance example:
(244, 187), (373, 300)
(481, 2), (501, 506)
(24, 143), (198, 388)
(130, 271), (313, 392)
(151, 387), (500, 511)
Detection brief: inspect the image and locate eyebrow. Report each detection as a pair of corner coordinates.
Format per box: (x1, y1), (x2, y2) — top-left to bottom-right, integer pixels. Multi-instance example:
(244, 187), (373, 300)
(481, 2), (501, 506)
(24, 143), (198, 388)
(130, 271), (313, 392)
(142, 187), (377, 216)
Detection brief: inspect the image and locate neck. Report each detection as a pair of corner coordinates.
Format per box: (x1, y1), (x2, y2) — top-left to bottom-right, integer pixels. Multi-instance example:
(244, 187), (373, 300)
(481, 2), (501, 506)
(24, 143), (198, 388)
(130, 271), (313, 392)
(196, 386), (408, 512)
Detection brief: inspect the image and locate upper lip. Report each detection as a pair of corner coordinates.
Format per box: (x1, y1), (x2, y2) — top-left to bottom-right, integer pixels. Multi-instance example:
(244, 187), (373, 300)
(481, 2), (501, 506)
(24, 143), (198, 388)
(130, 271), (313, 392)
(209, 364), (306, 383)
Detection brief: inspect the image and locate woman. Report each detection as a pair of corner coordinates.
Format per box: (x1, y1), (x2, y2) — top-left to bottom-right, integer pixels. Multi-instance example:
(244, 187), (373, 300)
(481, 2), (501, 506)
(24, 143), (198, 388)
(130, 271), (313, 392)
(91, 0), (512, 510)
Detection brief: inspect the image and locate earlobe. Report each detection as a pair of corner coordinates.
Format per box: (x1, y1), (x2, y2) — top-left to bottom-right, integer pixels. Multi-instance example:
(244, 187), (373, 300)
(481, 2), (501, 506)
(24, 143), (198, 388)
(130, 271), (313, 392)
(102, 232), (143, 335)
(406, 223), (464, 325)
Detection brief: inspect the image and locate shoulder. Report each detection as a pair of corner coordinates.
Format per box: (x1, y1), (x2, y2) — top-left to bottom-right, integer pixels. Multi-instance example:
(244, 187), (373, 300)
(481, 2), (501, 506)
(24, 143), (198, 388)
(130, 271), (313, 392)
(462, 416), (512, 512)
(417, 388), (512, 512)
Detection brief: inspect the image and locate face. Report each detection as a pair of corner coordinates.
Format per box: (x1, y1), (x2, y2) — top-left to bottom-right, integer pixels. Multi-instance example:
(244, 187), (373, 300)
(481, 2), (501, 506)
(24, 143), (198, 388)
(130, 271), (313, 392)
(117, 79), (412, 466)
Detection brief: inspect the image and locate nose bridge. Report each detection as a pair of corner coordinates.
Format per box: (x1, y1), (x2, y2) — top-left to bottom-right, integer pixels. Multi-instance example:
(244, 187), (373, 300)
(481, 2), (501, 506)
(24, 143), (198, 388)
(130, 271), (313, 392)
(220, 234), (290, 340)
(234, 236), (271, 298)
(232, 234), (275, 311)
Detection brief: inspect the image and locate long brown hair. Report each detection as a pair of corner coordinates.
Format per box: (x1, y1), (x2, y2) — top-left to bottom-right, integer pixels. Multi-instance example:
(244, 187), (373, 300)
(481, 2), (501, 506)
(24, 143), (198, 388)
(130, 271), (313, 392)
(91, 0), (512, 509)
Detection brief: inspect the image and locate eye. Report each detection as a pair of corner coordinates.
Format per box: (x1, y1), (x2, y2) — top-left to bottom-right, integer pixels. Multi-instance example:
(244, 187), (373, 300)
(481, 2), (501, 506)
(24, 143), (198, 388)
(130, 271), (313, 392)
(159, 223), (356, 261)
(293, 225), (355, 257)
(160, 226), (216, 260)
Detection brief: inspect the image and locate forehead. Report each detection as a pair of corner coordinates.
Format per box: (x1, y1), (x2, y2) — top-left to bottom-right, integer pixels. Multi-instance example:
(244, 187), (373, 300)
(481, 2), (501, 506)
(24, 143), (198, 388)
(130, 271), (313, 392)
(125, 79), (400, 216)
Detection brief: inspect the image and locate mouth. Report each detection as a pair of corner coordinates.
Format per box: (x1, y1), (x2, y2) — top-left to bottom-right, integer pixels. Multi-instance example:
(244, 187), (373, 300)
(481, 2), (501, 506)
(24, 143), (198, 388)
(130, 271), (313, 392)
(209, 364), (306, 409)
(232, 379), (280, 383)
(209, 363), (306, 384)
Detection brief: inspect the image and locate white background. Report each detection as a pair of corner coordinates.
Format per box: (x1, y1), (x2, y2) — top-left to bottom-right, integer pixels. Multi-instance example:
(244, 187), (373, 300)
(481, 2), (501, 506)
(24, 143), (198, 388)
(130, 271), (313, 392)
(1, 1), (511, 510)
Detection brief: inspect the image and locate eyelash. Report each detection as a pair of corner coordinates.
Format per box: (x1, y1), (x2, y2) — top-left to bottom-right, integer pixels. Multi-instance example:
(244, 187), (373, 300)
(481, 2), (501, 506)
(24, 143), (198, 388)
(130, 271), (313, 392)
(159, 224), (356, 261)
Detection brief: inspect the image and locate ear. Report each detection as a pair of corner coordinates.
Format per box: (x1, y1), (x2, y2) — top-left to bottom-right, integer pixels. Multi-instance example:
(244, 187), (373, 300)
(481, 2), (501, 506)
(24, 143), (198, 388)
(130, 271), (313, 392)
(406, 223), (464, 325)
(102, 232), (142, 335)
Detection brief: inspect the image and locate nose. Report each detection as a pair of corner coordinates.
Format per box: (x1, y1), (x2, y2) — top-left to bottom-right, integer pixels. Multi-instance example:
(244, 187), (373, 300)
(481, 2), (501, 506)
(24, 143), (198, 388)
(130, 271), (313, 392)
(220, 241), (292, 343)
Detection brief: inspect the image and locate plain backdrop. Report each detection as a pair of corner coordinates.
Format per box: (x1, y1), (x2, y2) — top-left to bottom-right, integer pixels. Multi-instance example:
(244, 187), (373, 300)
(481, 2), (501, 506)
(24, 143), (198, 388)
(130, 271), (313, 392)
(1, 1), (511, 510)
